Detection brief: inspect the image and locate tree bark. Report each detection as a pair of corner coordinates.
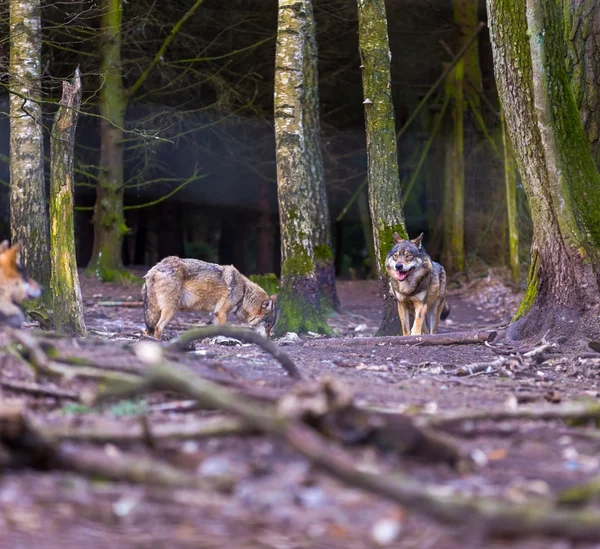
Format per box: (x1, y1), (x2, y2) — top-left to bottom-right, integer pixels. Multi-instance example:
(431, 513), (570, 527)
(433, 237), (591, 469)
(487, 0), (600, 340)
(303, 0), (340, 313)
(273, 0), (329, 336)
(502, 110), (520, 284)
(564, 0), (600, 169)
(86, 0), (128, 282)
(49, 69), (86, 336)
(9, 0), (50, 294)
(357, 0), (408, 336)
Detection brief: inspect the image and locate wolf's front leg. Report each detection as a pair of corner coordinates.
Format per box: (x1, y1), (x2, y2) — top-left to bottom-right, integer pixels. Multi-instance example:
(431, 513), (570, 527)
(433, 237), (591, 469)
(411, 303), (428, 336)
(396, 301), (411, 336)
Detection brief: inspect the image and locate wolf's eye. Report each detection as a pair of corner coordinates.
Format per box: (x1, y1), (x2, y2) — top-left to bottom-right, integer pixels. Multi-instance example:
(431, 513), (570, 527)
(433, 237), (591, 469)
(405, 253), (412, 260)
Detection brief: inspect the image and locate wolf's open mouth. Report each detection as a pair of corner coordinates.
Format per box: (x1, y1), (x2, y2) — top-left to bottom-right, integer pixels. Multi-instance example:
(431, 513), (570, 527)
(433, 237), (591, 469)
(395, 267), (414, 281)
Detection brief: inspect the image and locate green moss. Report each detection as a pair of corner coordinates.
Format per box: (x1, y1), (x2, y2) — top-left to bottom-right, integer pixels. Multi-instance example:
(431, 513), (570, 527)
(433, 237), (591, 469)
(314, 244), (333, 264)
(273, 281), (331, 337)
(249, 273), (280, 296)
(377, 223), (408, 273)
(281, 245), (315, 278)
(513, 252), (539, 321)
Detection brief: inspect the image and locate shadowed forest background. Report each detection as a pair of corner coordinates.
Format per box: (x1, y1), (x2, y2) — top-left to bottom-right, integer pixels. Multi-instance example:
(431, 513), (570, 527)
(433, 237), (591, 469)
(0, 0), (528, 280)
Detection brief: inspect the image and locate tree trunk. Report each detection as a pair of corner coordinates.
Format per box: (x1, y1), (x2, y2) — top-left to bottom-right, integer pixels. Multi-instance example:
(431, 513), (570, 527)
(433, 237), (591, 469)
(441, 59), (465, 273)
(502, 110), (520, 284)
(49, 69), (86, 336)
(565, 0), (600, 169)
(357, 0), (408, 336)
(487, 0), (600, 340)
(9, 0), (50, 295)
(86, 0), (129, 282)
(273, 0), (329, 336)
(454, 0), (483, 108)
(303, 0), (340, 313)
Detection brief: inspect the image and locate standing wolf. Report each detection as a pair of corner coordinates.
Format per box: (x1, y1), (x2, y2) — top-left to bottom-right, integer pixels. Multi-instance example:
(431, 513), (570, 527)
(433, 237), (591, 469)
(142, 257), (277, 340)
(385, 233), (449, 336)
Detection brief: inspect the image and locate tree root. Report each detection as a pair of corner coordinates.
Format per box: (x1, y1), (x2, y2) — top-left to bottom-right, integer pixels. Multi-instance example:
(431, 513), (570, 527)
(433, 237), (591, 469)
(165, 325), (303, 379)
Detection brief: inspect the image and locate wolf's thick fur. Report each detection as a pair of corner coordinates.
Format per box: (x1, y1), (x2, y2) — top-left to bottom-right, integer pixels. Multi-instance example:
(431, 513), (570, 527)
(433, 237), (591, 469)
(0, 240), (43, 328)
(385, 233), (449, 336)
(142, 256), (277, 340)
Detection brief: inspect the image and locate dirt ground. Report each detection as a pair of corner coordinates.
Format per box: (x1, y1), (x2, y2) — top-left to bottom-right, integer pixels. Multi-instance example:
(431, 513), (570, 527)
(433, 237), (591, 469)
(2, 271), (600, 548)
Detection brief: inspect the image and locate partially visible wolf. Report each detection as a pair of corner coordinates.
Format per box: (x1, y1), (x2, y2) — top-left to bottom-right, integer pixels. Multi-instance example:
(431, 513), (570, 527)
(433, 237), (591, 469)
(0, 241), (43, 328)
(385, 233), (449, 336)
(142, 256), (278, 340)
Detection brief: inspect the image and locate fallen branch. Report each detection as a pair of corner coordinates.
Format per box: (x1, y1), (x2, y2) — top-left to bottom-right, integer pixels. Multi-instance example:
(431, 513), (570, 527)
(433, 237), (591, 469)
(55, 443), (234, 491)
(166, 325), (302, 379)
(38, 415), (253, 444)
(309, 329), (498, 348)
(0, 378), (80, 401)
(423, 400), (600, 429)
(8, 329), (141, 384)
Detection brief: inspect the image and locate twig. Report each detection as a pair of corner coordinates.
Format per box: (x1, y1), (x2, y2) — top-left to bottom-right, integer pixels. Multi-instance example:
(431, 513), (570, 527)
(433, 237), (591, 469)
(166, 325), (302, 379)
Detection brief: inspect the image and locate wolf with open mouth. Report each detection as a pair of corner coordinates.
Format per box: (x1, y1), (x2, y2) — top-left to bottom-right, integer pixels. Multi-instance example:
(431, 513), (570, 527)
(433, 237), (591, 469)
(385, 232), (449, 336)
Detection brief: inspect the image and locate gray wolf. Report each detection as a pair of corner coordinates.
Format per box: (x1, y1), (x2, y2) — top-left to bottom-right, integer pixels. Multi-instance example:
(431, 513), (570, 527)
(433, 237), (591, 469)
(142, 256), (277, 340)
(385, 233), (449, 336)
(0, 241), (43, 327)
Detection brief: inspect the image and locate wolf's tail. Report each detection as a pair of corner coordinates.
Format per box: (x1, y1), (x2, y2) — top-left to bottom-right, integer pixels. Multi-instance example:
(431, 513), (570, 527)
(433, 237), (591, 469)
(441, 302), (450, 320)
(142, 280), (159, 336)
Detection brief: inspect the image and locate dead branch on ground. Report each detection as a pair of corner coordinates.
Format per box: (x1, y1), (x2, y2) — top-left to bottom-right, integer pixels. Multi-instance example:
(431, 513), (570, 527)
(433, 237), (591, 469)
(166, 325), (303, 379)
(309, 329), (499, 348)
(0, 378), (80, 401)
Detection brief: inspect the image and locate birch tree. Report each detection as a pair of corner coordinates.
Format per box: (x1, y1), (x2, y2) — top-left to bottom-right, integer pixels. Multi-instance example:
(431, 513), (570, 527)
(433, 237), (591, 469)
(487, 0), (600, 340)
(9, 0), (50, 294)
(357, 0), (408, 336)
(273, 0), (330, 336)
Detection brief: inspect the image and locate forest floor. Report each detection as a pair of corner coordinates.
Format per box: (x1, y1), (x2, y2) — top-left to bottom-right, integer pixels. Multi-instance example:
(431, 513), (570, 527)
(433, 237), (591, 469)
(2, 270), (600, 548)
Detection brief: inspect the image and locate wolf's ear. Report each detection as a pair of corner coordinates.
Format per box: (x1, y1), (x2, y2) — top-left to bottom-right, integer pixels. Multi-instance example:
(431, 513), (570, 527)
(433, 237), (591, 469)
(269, 294), (278, 303)
(393, 232), (404, 243)
(6, 242), (21, 266)
(0, 240), (9, 254)
(262, 297), (275, 311)
(411, 233), (424, 249)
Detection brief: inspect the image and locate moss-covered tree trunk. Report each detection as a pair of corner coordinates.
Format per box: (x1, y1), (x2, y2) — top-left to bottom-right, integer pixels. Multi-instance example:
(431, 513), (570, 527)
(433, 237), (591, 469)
(357, 0), (408, 336)
(273, 0), (329, 336)
(8, 0), (50, 295)
(303, 0), (340, 313)
(487, 0), (600, 340)
(50, 69), (86, 336)
(442, 60), (465, 273)
(86, 0), (128, 282)
(565, 0), (600, 169)
(502, 110), (520, 284)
